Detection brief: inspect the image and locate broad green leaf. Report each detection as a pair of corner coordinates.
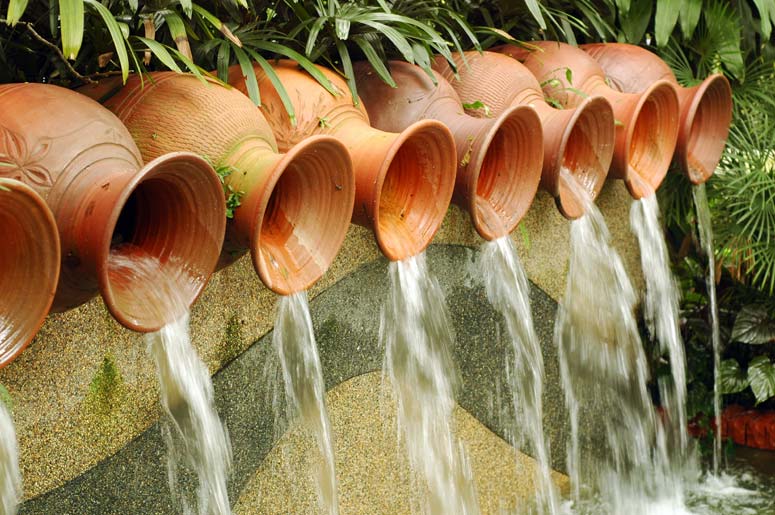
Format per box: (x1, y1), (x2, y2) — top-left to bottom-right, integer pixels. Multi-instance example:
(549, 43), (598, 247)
(336, 40), (358, 105)
(85, 0), (129, 81)
(233, 45), (260, 106)
(748, 356), (775, 404)
(616, 0), (632, 15)
(59, 0), (84, 60)
(619, 0), (653, 43)
(731, 304), (775, 344)
(679, 0), (702, 39)
(719, 359), (749, 394)
(244, 48), (297, 126)
(251, 40), (338, 96)
(655, 0), (681, 46)
(127, 0), (138, 11)
(524, 0), (547, 30)
(6, 0), (29, 25)
(136, 36), (182, 72)
(752, 0), (774, 41)
(353, 36), (395, 87)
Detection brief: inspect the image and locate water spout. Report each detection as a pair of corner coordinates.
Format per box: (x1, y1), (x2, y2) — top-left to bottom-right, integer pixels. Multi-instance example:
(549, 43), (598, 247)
(0, 402), (21, 515)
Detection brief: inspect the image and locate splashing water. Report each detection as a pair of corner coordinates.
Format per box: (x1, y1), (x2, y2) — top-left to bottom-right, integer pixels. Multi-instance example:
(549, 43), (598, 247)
(555, 169), (682, 513)
(692, 183), (723, 474)
(0, 403), (20, 515)
(477, 237), (559, 514)
(272, 292), (338, 514)
(382, 253), (479, 515)
(109, 249), (232, 515)
(631, 194), (696, 470)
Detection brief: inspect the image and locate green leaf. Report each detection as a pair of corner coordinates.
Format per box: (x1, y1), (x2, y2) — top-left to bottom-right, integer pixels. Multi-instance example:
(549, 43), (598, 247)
(84, 0), (129, 82)
(353, 36), (395, 87)
(679, 0), (702, 39)
(619, 0), (653, 43)
(163, 11), (191, 59)
(6, 0), (29, 25)
(180, 0), (192, 18)
(233, 45), (260, 106)
(59, 0), (84, 60)
(335, 16), (350, 40)
(719, 359), (749, 394)
(0, 383), (11, 411)
(752, 0), (774, 41)
(336, 39), (358, 106)
(524, 0), (547, 30)
(192, 4), (241, 47)
(216, 40), (230, 82)
(655, 0), (681, 46)
(244, 48), (297, 126)
(305, 16), (327, 57)
(748, 356), (775, 404)
(251, 41), (338, 96)
(358, 20), (414, 63)
(136, 36), (182, 72)
(731, 304), (775, 344)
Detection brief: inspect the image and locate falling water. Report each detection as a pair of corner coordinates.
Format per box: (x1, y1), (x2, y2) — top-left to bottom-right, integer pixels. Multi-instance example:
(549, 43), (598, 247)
(382, 253), (479, 515)
(109, 249), (232, 515)
(631, 193), (694, 467)
(477, 236), (559, 514)
(555, 169), (681, 513)
(0, 403), (20, 515)
(272, 292), (338, 514)
(692, 183), (722, 474)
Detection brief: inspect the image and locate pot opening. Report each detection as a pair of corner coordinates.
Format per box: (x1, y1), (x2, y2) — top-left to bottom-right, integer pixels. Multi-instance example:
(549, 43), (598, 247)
(105, 157), (224, 332)
(256, 139), (353, 294)
(627, 83), (679, 197)
(557, 98), (615, 219)
(685, 75), (733, 184)
(377, 124), (455, 260)
(0, 182), (59, 367)
(474, 108), (542, 239)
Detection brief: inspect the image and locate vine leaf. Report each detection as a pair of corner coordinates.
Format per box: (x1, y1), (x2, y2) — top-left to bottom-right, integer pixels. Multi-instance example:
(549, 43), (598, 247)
(719, 359), (749, 394)
(748, 356), (775, 404)
(731, 304), (775, 344)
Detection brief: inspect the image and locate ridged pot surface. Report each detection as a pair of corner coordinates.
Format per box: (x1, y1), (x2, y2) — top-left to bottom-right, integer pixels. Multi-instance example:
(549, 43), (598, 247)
(495, 42), (681, 199)
(0, 83), (226, 331)
(581, 43), (733, 184)
(0, 179), (60, 367)
(354, 60), (543, 239)
(228, 61), (457, 261)
(431, 51), (616, 219)
(81, 73), (355, 295)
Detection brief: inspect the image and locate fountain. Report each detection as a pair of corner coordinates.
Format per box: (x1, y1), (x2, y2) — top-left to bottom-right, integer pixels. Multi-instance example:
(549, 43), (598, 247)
(0, 401), (21, 515)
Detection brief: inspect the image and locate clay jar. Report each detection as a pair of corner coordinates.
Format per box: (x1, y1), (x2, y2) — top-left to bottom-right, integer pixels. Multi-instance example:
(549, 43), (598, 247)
(0, 83), (226, 332)
(581, 43), (733, 184)
(431, 51), (616, 219)
(494, 42), (681, 199)
(228, 61), (457, 261)
(0, 179), (60, 368)
(354, 60), (544, 239)
(81, 73), (355, 295)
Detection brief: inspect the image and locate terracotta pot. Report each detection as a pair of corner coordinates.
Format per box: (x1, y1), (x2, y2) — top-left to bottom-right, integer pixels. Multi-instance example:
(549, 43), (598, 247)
(0, 83), (226, 332)
(353, 60), (543, 239)
(0, 179), (60, 367)
(581, 43), (733, 184)
(80, 73), (355, 295)
(494, 42), (681, 199)
(431, 51), (616, 219)
(227, 61), (457, 261)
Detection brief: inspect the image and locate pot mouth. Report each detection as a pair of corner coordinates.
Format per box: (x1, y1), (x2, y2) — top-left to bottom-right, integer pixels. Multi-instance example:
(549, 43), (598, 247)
(374, 120), (457, 260)
(681, 74), (733, 184)
(0, 179), (60, 368)
(253, 136), (355, 294)
(470, 105), (543, 240)
(625, 80), (680, 199)
(101, 152), (226, 332)
(555, 96), (616, 219)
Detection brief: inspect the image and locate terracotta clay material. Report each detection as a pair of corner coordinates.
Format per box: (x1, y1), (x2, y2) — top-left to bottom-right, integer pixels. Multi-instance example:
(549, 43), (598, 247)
(581, 43), (733, 184)
(354, 60), (543, 239)
(0, 179), (60, 368)
(228, 61), (457, 261)
(495, 42), (681, 199)
(0, 83), (226, 332)
(431, 51), (615, 219)
(80, 73), (355, 295)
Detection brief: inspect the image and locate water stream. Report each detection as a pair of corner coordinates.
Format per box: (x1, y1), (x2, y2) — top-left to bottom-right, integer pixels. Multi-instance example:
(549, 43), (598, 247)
(692, 183), (723, 474)
(0, 403), (20, 515)
(272, 292), (338, 514)
(382, 253), (479, 515)
(477, 236), (559, 514)
(109, 249), (232, 515)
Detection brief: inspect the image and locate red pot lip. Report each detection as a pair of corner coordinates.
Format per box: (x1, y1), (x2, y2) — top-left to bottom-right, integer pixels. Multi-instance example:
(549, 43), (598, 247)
(97, 151), (226, 333)
(250, 135), (355, 295)
(554, 95), (616, 220)
(623, 79), (680, 200)
(0, 178), (60, 369)
(681, 73), (733, 184)
(371, 119), (456, 261)
(467, 104), (543, 240)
